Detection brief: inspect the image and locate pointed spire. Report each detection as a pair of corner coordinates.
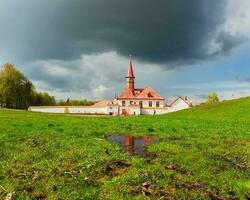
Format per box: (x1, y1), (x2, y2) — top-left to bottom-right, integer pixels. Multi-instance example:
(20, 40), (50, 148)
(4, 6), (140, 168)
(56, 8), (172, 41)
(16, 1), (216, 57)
(114, 92), (118, 99)
(127, 55), (134, 78)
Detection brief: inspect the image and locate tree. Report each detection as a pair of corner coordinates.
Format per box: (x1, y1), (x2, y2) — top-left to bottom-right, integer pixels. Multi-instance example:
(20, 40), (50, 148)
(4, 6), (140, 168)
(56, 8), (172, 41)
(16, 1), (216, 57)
(0, 63), (34, 109)
(32, 92), (56, 106)
(0, 63), (56, 109)
(55, 99), (95, 106)
(0, 63), (92, 109)
(206, 93), (219, 103)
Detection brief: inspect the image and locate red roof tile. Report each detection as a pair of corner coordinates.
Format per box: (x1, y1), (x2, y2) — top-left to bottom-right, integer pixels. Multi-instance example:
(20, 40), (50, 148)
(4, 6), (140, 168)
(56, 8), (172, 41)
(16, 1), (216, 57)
(92, 100), (112, 108)
(118, 86), (164, 100)
(136, 86), (164, 100)
(119, 86), (135, 98)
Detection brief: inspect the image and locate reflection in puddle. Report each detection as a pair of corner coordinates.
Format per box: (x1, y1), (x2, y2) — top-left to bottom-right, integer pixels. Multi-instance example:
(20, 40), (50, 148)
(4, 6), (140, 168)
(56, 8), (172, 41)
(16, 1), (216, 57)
(107, 135), (158, 157)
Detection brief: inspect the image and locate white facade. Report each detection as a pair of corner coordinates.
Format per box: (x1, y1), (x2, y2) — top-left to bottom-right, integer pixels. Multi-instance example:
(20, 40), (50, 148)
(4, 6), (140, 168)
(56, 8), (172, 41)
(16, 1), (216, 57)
(141, 108), (169, 115)
(115, 99), (166, 115)
(118, 106), (141, 116)
(107, 105), (119, 116)
(168, 98), (191, 112)
(117, 99), (164, 108)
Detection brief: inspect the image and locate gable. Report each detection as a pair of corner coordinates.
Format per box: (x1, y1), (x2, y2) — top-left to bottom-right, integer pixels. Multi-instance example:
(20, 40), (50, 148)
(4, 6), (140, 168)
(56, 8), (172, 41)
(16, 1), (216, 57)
(136, 86), (164, 100)
(167, 97), (192, 107)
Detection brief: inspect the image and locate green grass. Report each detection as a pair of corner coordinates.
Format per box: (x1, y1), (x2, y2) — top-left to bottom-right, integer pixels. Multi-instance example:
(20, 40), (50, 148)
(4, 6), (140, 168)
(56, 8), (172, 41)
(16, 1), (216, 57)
(0, 97), (250, 199)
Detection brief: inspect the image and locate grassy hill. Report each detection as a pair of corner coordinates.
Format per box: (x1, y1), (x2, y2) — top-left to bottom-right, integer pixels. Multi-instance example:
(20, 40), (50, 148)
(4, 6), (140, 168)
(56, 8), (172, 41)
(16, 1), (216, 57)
(0, 98), (249, 199)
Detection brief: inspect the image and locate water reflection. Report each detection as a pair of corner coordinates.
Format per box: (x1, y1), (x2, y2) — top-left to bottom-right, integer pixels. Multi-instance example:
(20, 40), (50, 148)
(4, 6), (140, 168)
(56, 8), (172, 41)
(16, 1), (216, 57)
(107, 135), (157, 157)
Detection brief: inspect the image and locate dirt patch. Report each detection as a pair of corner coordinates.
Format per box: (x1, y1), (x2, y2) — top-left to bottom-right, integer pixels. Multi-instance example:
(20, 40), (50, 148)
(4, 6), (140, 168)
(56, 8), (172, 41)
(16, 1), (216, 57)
(205, 191), (237, 200)
(211, 154), (248, 171)
(164, 136), (182, 142)
(104, 160), (131, 176)
(165, 164), (193, 176)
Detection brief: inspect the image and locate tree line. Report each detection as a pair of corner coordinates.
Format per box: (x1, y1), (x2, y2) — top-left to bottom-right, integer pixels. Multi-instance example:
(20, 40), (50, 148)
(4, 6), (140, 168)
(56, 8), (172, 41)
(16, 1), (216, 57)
(0, 63), (95, 109)
(56, 99), (96, 106)
(0, 63), (56, 109)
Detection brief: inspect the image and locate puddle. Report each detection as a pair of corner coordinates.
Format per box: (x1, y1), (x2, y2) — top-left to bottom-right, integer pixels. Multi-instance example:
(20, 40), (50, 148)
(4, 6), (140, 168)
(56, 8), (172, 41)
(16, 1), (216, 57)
(107, 135), (158, 157)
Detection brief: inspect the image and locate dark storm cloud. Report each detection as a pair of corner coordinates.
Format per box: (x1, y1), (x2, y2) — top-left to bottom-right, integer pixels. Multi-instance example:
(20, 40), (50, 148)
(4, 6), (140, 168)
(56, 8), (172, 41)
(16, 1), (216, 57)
(23, 60), (94, 91)
(216, 32), (246, 53)
(0, 0), (246, 66)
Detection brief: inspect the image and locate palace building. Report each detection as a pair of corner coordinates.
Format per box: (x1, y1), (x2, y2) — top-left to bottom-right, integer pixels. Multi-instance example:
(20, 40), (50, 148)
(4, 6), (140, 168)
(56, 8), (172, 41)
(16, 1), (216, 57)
(29, 57), (192, 115)
(109, 58), (167, 115)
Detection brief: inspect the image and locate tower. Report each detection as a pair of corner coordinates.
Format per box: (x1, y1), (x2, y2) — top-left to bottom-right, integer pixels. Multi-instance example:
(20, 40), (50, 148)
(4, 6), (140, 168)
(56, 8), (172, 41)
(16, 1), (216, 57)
(126, 56), (135, 94)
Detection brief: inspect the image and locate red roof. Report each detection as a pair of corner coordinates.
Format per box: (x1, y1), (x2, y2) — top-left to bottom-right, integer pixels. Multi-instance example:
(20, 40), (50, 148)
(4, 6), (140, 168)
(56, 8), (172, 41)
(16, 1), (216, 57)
(92, 100), (112, 108)
(119, 86), (135, 98)
(127, 58), (134, 78)
(118, 86), (164, 100)
(134, 88), (144, 92)
(136, 86), (164, 100)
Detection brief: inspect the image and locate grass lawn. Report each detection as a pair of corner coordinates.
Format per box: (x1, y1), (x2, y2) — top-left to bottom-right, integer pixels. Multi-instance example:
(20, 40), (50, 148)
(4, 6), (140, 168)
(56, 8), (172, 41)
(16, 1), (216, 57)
(0, 98), (250, 199)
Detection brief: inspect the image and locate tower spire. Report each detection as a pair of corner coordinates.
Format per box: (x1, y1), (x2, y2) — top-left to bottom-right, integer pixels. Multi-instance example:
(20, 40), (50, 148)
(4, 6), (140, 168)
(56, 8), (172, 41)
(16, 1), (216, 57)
(125, 55), (135, 94)
(127, 55), (134, 78)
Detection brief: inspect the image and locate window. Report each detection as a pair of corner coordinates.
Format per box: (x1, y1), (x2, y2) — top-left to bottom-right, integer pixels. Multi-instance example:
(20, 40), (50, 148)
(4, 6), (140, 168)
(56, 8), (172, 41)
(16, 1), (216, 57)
(147, 92), (153, 97)
(139, 101), (143, 108)
(156, 102), (160, 107)
(130, 101), (133, 105)
(149, 101), (152, 107)
(122, 101), (125, 106)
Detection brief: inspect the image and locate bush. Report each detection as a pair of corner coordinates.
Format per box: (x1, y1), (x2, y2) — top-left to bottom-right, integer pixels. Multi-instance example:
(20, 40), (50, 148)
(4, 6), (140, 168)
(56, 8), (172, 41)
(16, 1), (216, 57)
(206, 93), (219, 103)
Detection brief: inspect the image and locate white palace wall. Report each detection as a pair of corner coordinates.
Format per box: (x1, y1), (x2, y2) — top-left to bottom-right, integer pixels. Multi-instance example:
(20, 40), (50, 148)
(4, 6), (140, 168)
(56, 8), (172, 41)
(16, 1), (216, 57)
(29, 106), (169, 115)
(29, 106), (108, 115)
(29, 107), (65, 113)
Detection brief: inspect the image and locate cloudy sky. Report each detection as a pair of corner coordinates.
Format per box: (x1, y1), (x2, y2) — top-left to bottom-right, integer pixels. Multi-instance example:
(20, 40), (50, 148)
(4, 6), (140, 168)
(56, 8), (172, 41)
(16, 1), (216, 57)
(0, 0), (250, 101)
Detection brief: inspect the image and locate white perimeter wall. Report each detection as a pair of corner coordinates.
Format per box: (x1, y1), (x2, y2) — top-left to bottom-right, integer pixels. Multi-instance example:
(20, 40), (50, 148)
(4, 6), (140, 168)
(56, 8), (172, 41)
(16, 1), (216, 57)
(68, 107), (107, 114)
(30, 107), (108, 114)
(30, 107), (65, 113)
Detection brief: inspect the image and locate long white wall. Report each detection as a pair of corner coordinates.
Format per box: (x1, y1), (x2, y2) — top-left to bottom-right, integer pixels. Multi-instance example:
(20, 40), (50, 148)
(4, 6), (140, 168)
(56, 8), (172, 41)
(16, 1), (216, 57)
(68, 107), (107, 114)
(29, 106), (108, 114)
(29, 107), (65, 113)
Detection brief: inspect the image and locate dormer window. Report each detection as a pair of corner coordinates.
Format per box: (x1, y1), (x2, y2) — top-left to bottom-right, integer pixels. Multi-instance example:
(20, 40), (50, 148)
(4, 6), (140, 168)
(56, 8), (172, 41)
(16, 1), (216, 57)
(147, 92), (153, 97)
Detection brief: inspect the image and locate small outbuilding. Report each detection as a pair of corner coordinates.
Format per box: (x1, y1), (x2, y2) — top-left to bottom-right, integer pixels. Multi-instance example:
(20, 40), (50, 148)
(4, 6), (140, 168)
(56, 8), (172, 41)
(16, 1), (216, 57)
(167, 96), (192, 112)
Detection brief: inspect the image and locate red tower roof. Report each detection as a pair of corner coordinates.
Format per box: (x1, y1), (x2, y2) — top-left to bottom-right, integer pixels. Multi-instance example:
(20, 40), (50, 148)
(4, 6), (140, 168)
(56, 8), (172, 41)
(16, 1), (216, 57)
(127, 58), (134, 78)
